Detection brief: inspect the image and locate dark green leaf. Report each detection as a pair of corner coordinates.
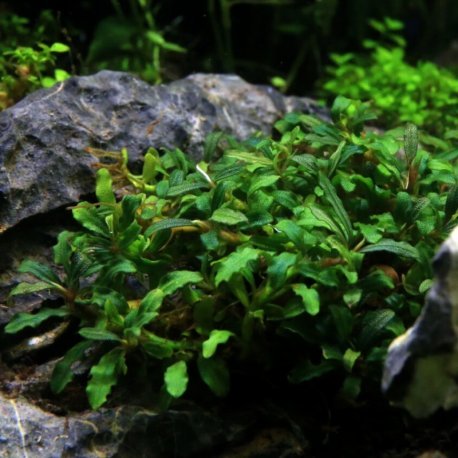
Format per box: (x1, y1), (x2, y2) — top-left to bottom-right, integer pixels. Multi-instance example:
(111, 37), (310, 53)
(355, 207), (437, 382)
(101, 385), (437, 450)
(197, 355), (230, 397)
(167, 182), (207, 197)
(358, 309), (395, 350)
(267, 252), (297, 289)
(404, 123), (418, 165)
(18, 260), (61, 285)
(51, 340), (94, 393)
(5, 308), (69, 333)
(9, 281), (52, 297)
(445, 186), (458, 223)
(145, 218), (195, 236)
(79, 327), (121, 342)
(160, 271), (203, 296)
(289, 360), (335, 383)
(360, 239), (420, 260)
(319, 172), (353, 243)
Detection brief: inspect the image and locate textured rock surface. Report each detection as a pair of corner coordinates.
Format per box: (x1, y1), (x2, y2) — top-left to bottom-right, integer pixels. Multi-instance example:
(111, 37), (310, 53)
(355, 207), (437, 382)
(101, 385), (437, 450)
(0, 385), (306, 457)
(382, 225), (458, 418)
(0, 70), (324, 233)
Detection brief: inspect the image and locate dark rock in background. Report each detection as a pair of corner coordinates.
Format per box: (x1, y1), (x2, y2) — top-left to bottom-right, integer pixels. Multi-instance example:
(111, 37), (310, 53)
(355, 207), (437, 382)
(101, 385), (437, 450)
(0, 72), (320, 457)
(0, 70), (324, 234)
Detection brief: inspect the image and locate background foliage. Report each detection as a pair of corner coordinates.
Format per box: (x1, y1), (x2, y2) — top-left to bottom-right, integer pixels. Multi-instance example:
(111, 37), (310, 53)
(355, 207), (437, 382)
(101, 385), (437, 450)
(1, 0), (458, 101)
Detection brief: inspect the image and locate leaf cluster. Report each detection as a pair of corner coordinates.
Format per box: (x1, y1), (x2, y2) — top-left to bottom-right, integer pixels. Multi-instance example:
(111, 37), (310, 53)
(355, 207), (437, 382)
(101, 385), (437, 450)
(0, 11), (70, 109)
(322, 17), (458, 135)
(6, 97), (458, 409)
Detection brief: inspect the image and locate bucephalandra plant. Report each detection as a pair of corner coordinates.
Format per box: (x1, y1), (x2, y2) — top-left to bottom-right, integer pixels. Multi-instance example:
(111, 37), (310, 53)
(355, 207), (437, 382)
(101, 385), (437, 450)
(5, 96), (458, 409)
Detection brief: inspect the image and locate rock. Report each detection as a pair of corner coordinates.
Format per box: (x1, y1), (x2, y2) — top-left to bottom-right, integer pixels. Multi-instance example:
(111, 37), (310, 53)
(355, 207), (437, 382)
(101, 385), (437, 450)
(0, 71), (325, 234)
(382, 225), (458, 418)
(0, 386), (307, 457)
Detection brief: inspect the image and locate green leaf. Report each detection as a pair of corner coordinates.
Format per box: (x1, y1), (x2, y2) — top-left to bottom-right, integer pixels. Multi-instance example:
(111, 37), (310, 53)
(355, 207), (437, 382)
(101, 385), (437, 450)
(267, 252), (297, 289)
(164, 360), (188, 398)
(272, 190), (298, 209)
(319, 172), (353, 243)
(276, 220), (306, 250)
(404, 123), (418, 165)
(167, 182), (207, 197)
(343, 348), (361, 372)
(204, 132), (225, 162)
(355, 223), (383, 243)
(201, 230), (220, 250)
(5, 308), (69, 333)
(211, 181), (229, 212)
(86, 348), (127, 409)
(51, 340), (94, 393)
(289, 360), (335, 383)
(248, 175), (280, 194)
(340, 375), (362, 400)
(142, 150), (159, 182)
(99, 259), (138, 282)
(202, 330), (234, 358)
(138, 289), (165, 314)
(53, 231), (73, 266)
(307, 206), (347, 241)
(50, 42), (70, 52)
(360, 239), (420, 260)
(214, 246), (260, 286)
(197, 355), (230, 397)
(358, 309), (395, 350)
(292, 284), (320, 315)
(160, 271), (203, 296)
(210, 208), (248, 225)
(330, 305), (353, 342)
(343, 289), (362, 307)
(18, 260), (61, 285)
(292, 154), (318, 174)
(445, 186), (458, 223)
(145, 218), (195, 236)
(79, 327), (121, 342)
(9, 281), (52, 296)
(142, 336), (174, 359)
(213, 164), (244, 181)
(73, 205), (109, 236)
(96, 169), (116, 204)
(225, 151), (272, 166)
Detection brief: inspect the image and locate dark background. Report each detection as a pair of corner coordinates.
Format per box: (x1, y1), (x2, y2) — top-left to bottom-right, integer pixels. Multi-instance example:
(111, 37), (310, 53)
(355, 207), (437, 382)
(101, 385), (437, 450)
(2, 0), (458, 94)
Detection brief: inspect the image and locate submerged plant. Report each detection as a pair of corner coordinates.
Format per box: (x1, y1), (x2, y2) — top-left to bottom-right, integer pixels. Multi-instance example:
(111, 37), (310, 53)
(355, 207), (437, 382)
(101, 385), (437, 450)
(322, 17), (458, 135)
(0, 12), (71, 109)
(5, 96), (458, 409)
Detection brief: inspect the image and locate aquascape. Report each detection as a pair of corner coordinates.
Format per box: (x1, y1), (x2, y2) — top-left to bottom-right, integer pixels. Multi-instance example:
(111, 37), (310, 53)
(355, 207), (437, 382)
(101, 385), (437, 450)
(383, 225), (458, 418)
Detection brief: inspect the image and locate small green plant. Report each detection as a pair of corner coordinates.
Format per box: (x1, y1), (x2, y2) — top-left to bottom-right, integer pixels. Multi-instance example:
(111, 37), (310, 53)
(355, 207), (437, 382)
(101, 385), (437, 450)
(0, 12), (70, 109)
(5, 96), (458, 409)
(85, 0), (185, 84)
(322, 17), (458, 135)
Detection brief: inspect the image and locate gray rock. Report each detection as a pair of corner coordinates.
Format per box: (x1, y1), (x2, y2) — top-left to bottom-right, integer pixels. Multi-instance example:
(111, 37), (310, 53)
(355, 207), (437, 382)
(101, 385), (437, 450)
(382, 225), (458, 417)
(0, 392), (251, 458)
(0, 71), (324, 234)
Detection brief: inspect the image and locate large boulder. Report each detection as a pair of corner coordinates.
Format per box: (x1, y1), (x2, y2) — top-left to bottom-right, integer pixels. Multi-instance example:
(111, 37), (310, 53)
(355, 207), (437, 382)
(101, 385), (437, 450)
(0, 71), (324, 234)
